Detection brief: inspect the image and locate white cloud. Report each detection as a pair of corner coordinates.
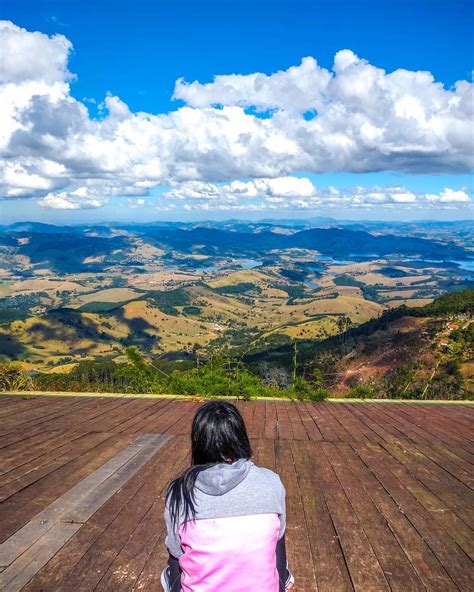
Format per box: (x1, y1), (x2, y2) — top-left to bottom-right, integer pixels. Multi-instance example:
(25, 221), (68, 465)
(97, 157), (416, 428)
(0, 21), (473, 210)
(425, 188), (470, 203)
(0, 21), (72, 84)
(37, 187), (108, 209)
(173, 56), (331, 113)
(160, 178), (472, 212)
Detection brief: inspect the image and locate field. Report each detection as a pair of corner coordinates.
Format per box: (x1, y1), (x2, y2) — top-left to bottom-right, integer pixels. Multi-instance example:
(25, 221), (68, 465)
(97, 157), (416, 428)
(0, 221), (472, 370)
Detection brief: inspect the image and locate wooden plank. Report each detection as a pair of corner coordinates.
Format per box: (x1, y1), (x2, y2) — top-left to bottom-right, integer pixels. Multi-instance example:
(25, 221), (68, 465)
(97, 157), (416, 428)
(0, 523), (81, 592)
(0, 430), (87, 478)
(93, 443), (185, 592)
(323, 404), (372, 443)
(0, 432), (134, 542)
(381, 404), (474, 454)
(316, 404), (353, 442)
(275, 439), (318, 591)
(22, 436), (187, 592)
(291, 440), (353, 591)
(297, 403), (323, 441)
(305, 404), (339, 441)
(375, 443), (474, 560)
(309, 442), (390, 591)
(356, 442), (472, 590)
(251, 400), (266, 439)
(321, 442), (424, 591)
(0, 433), (170, 568)
(381, 441), (474, 527)
(285, 401), (308, 440)
(340, 443), (460, 591)
(52, 446), (186, 591)
(275, 401), (293, 439)
(0, 432), (105, 502)
(263, 400), (278, 440)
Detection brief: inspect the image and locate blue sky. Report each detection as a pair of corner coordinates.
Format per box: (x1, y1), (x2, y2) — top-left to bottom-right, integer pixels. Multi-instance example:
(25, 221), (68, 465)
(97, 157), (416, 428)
(1, 0), (473, 223)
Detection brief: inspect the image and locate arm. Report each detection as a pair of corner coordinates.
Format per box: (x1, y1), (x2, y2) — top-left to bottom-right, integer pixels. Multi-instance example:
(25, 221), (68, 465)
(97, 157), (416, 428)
(277, 478), (294, 591)
(162, 498), (184, 591)
(276, 535), (294, 592)
(163, 553), (182, 592)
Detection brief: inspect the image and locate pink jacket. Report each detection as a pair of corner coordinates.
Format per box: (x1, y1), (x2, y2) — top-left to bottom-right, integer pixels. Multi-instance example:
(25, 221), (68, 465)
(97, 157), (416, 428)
(164, 460), (286, 591)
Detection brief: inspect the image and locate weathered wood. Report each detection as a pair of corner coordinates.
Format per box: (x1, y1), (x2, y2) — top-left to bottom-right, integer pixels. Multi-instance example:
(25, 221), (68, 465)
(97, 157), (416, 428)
(0, 434), (169, 569)
(275, 439), (318, 591)
(0, 522), (81, 592)
(291, 440), (353, 591)
(321, 442), (424, 591)
(22, 436), (187, 592)
(0, 396), (472, 592)
(341, 443), (460, 591)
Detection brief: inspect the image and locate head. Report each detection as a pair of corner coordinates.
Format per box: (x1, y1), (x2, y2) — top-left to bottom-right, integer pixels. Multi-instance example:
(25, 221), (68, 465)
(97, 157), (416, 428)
(191, 400), (252, 465)
(166, 401), (252, 527)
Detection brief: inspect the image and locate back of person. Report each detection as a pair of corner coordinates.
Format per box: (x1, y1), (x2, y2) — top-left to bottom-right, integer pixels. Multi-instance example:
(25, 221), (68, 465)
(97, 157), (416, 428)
(162, 401), (294, 592)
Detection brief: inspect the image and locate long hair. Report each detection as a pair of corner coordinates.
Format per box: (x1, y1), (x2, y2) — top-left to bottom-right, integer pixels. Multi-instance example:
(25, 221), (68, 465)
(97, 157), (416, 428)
(166, 401), (252, 528)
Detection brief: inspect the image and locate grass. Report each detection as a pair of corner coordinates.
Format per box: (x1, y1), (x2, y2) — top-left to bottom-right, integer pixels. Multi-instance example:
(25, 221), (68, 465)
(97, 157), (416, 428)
(75, 287), (140, 305)
(1, 390), (472, 404)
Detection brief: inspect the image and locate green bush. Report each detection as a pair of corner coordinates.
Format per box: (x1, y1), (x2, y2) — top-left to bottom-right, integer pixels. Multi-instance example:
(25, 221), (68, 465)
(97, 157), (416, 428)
(307, 388), (330, 402)
(167, 358), (264, 400)
(0, 361), (33, 391)
(346, 385), (374, 399)
(291, 378), (329, 401)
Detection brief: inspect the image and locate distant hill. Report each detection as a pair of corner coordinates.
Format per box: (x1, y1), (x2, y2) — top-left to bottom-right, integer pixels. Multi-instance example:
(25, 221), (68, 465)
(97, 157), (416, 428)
(1, 221), (471, 274)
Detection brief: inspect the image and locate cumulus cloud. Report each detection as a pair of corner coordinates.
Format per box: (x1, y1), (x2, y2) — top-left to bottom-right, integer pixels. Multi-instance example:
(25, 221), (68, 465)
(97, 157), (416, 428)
(37, 186), (108, 209)
(425, 188), (470, 203)
(0, 20), (473, 210)
(0, 21), (73, 84)
(161, 178), (473, 212)
(173, 56), (331, 113)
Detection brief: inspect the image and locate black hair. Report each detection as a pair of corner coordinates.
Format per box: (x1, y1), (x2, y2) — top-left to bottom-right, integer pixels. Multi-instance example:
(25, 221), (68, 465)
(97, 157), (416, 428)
(166, 401), (252, 528)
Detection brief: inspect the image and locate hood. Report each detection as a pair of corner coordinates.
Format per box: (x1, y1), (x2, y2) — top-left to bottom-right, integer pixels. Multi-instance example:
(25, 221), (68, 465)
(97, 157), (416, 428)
(195, 459), (252, 496)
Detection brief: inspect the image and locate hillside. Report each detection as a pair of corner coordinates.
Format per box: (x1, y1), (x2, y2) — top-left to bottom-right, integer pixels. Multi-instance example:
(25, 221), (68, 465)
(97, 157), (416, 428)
(1, 220), (473, 399)
(1, 289), (472, 401)
(245, 289), (474, 399)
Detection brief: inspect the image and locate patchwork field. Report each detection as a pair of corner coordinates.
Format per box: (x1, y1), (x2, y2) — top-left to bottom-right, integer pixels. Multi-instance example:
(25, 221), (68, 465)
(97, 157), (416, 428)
(1, 221), (472, 369)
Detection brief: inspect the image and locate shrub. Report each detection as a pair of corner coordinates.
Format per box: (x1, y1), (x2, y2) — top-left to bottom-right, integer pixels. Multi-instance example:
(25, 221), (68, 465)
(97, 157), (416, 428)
(346, 385), (374, 399)
(291, 378), (329, 401)
(307, 388), (330, 402)
(0, 361), (33, 391)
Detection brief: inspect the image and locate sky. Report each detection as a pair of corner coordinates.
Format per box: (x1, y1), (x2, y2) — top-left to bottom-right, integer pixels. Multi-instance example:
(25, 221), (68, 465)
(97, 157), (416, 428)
(0, 0), (473, 223)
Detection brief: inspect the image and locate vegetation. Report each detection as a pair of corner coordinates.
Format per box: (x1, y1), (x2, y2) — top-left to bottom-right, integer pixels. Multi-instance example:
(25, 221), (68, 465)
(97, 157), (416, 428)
(1, 216), (472, 402)
(2, 346), (330, 401)
(144, 288), (190, 315)
(0, 361), (33, 391)
(214, 282), (262, 296)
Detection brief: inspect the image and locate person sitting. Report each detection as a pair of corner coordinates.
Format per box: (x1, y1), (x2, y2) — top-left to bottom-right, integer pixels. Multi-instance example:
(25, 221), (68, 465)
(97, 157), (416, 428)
(161, 400), (294, 592)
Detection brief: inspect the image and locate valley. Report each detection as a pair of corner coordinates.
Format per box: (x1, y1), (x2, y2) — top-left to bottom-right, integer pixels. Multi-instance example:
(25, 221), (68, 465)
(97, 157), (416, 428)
(0, 219), (473, 375)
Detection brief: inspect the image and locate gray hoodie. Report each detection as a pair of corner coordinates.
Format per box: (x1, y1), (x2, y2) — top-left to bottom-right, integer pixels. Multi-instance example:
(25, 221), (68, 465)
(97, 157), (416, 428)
(164, 460), (286, 559)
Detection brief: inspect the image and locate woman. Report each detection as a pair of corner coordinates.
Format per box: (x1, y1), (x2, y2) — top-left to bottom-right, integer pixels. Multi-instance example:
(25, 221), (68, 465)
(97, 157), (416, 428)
(161, 400), (294, 592)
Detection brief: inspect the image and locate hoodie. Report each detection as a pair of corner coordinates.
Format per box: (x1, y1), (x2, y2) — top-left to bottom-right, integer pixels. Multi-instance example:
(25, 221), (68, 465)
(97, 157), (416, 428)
(164, 460), (286, 592)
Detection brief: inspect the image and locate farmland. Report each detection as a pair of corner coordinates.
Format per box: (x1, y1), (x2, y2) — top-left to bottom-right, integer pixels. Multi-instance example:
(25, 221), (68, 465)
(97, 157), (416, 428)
(0, 220), (472, 373)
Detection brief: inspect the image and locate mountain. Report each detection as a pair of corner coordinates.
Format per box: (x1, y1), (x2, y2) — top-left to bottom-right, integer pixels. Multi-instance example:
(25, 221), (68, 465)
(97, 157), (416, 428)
(1, 221), (471, 275)
(3, 222), (82, 234)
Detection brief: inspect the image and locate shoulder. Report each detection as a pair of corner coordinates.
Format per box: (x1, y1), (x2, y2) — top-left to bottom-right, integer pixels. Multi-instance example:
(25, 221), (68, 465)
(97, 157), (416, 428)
(248, 464), (285, 491)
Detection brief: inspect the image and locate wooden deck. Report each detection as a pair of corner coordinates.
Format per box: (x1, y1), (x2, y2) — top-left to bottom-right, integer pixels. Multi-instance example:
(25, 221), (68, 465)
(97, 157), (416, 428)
(0, 395), (472, 591)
